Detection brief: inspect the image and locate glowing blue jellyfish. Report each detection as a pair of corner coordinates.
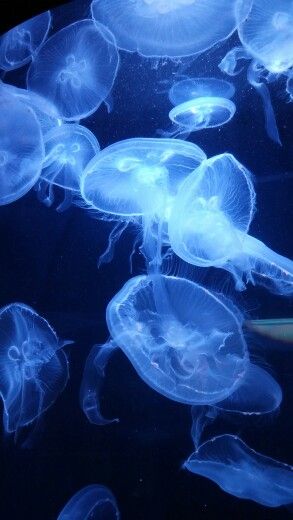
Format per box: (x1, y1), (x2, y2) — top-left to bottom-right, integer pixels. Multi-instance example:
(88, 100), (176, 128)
(36, 124), (100, 212)
(57, 485), (120, 520)
(0, 303), (70, 433)
(91, 0), (240, 58)
(106, 274), (248, 405)
(169, 77), (235, 106)
(0, 11), (51, 71)
(27, 20), (119, 121)
(80, 138), (206, 269)
(0, 91), (44, 206)
(168, 153), (293, 295)
(184, 434), (293, 507)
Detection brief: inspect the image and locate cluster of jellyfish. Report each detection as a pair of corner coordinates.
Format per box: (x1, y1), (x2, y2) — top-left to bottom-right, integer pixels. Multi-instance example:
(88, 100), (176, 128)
(0, 0), (292, 517)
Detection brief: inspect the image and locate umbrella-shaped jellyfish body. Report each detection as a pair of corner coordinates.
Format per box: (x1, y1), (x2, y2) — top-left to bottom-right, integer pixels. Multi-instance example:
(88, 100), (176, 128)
(91, 0), (239, 58)
(168, 153), (293, 295)
(0, 11), (51, 71)
(169, 77), (235, 105)
(0, 303), (70, 433)
(57, 484), (120, 520)
(37, 124), (100, 211)
(106, 274), (249, 405)
(27, 20), (119, 121)
(184, 434), (293, 507)
(0, 91), (44, 206)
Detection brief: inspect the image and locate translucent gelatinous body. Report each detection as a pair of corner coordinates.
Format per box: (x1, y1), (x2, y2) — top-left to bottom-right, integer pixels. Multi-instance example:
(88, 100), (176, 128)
(0, 303), (69, 433)
(57, 484), (120, 519)
(169, 77), (235, 105)
(169, 97), (236, 132)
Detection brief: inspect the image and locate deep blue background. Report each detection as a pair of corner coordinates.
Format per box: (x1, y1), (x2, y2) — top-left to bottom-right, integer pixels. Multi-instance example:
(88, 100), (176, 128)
(0, 1), (292, 518)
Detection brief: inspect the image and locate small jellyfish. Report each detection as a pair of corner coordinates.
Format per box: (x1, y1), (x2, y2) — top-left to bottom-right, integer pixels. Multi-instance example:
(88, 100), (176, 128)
(57, 484), (120, 520)
(169, 77), (235, 106)
(0, 11), (51, 71)
(27, 20), (119, 121)
(91, 0), (240, 58)
(36, 124), (100, 211)
(168, 153), (293, 295)
(0, 303), (70, 433)
(0, 91), (44, 206)
(184, 434), (293, 507)
(106, 274), (248, 405)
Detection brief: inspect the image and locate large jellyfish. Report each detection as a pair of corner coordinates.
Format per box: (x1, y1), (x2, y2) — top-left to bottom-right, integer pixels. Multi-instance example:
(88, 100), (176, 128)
(57, 485), (120, 520)
(91, 0), (240, 58)
(80, 137), (206, 269)
(36, 124), (100, 211)
(0, 303), (70, 433)
(168, 153), (293, 295)
(0, 90), (44, 206)
(0, 11), (51, 71)
(184, 434), (293, 507)
(27, 20), (119, 121)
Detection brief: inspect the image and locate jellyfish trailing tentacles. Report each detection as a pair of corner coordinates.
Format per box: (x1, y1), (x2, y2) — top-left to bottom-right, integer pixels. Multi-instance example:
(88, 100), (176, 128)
(57, 484), (120, 520)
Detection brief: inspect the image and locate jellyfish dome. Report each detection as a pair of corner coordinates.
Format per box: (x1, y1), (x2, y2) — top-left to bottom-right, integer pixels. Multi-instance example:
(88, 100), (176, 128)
(57, 485), (120, 520)
(0, 11), (51, 71)
(106, 274), (248, 405)
(27, 20), (119, 121)
(169, 77), (235, 106)
(91, 0), (239, 58)
(169, 97), (236, 132)
(0, 92), (44, 206)
(0, 303), (69, 433)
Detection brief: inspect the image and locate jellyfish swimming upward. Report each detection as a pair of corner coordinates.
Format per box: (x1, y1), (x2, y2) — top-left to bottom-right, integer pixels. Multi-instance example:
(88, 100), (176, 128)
(57, 484), (120, 520)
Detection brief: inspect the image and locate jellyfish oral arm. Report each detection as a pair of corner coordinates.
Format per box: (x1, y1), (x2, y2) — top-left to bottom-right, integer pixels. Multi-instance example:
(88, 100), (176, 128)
(219, 47), (251, 76)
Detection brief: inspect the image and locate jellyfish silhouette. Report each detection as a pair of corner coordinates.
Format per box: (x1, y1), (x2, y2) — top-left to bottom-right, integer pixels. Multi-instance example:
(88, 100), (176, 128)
(184, 434), (293, 507)
(0, 11), (51, 71)
(105, 274), (248, 405)
(0, 303), (70, 433)
(80, 137), (206, 269)
(57, 484), (120, 520)
(91, 0), (239, 58)
(0, 91), (44, 206)
(27, 19), (119, 121)
(36, 124), (100, 212)
(168, 153), (293, 295)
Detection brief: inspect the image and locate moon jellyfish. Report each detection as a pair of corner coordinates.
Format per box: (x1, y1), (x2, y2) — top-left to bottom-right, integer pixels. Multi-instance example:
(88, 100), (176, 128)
(0, 303), (70, 433)
(27, 20), (119, 121)
(169, 77), (235, 106)
(57, 485), (120, 520)
(0, 92), (44, 206)
(184, 434), (293, 507)
(106, 274), (248, 405)
(168, 153), (293, 295)
(0, 11), (51, 71)
(80, 138), (206, 269)
(91, 0), (239, 58)
(37, 124), (100, 211)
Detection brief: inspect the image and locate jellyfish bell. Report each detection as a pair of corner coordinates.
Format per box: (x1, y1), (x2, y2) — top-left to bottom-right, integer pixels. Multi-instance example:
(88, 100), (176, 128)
(57, 485), (120, 520)
(27, 19), (119, 121)
(169, 77), (235, 106)
(91, 0), (240, 58)
(169, 97), (236, 133)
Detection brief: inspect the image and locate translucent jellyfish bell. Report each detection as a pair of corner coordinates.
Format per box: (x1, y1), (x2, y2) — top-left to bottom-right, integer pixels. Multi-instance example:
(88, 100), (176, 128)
(169, 97), (236, 133)
(27, 20), (119, 121)
(169, 77), (235, 106)
(106, 274), (248, 405)
(57, 485), (120, 520)
(0, 11), (51, 71)
(168, 153), (293, 295)
(91, 0), (239, 58)
(0, 303), (70, 433)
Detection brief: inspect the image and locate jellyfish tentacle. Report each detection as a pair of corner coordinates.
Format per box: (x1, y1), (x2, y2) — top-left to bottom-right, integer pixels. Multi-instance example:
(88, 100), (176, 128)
(219, 46), (251, 76)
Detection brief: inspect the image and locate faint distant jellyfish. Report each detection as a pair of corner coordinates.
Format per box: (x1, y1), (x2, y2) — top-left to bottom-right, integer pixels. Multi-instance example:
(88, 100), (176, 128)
(0, 93), (44, 206)
(80, 137), (206, 270)
(0, 11), (51, 71)
(106, 274), (248, 405)
(91, 0), (240, 58)
(36, 124), (100, 211)
(57, 484), (120, 520)
(184, 434), (293, 507)
(27, 20), (119, 121)
(0, 303), (70, 433)
(168, 153), (293, 295)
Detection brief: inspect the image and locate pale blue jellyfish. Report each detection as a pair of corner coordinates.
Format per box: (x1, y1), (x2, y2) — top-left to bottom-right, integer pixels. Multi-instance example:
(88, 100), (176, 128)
(0, 91), (44, 206)
(169, 77), (235, 106)
(57, 485), (120, 520)
(36, 124), (100, 211)
(0, 303), (70, 433)
(27, 20), (119, 121)
(184, 434), (293, 507)
(91, 0), (240, 58)
(168, 153), (293, 295)
(0, 11), (51, 71)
